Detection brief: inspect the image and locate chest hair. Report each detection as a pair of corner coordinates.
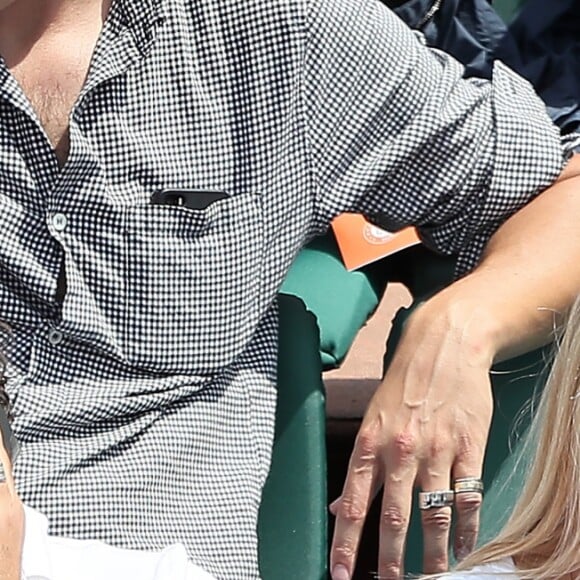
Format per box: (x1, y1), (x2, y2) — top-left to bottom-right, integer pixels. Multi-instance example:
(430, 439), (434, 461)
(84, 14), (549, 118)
(10, 51), (94, 167)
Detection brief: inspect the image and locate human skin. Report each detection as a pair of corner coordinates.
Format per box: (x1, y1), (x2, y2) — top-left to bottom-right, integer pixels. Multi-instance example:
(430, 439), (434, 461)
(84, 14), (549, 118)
(330, 154), (580, 580)
(0, 0), (108, 28)
(0, 0), (110, 71)
(2, 2), (580, 580)
(0, 438), (24, 580)
(0, 0), (111, 167)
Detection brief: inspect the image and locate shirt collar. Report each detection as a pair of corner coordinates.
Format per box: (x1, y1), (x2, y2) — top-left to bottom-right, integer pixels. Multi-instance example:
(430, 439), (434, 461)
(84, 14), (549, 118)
(117, 0), (167, 55)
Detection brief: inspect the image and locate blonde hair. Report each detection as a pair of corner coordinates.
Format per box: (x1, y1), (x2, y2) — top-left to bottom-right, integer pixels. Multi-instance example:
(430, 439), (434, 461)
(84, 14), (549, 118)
(455, 296), (580, 579)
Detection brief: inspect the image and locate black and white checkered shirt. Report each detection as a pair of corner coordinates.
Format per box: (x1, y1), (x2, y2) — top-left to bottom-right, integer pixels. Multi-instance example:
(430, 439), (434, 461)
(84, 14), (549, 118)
(2, 0), (577, 577)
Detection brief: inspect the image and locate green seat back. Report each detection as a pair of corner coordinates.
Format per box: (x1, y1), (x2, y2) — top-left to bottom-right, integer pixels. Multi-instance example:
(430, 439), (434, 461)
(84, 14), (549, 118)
(258, 294), (328, 580)
(478, 424), (536, 546)
(262, 232), (389, 579)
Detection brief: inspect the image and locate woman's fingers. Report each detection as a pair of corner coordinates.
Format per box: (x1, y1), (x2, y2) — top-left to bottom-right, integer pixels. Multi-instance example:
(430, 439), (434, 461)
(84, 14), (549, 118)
(418, 457), (455, 575)
(330, 284), (498, 579)
(330, 421), (383, 580)
(376, 444), (416, 580)
(451, 450), (488, 561)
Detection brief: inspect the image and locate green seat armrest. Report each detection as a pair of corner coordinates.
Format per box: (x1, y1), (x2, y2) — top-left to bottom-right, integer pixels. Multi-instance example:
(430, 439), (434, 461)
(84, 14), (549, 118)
(281, 233), (386, 369)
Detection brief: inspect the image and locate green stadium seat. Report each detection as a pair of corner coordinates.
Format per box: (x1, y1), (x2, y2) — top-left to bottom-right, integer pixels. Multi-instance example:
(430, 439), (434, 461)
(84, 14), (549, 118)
(258, 294), (328, 579)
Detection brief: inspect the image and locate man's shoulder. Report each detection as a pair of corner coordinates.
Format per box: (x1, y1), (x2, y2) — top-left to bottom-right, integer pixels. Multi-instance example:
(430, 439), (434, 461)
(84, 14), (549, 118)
(177, 0), (310, 27)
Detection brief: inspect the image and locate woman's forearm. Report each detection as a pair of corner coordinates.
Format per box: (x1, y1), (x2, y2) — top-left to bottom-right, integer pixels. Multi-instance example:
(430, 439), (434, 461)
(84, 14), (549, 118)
(420, 158), (580, 362)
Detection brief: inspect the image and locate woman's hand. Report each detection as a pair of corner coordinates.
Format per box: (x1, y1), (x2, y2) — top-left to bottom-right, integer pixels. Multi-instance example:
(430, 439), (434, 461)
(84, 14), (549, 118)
(330, 292), (494, 579)
(331, 158), (580, 579)
(0, 430), (24, 580)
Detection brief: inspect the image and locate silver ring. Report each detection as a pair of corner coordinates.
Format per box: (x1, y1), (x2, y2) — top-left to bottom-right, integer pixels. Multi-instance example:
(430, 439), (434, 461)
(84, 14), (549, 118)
(418, 490), (455, 510)
(453, 477), (484, 495)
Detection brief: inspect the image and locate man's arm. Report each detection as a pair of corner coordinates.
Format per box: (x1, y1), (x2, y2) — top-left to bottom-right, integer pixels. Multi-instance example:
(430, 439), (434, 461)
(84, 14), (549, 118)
(330, 156), (580, 580)
(304, 0), (569, 254)
(0, 430), (23, 580)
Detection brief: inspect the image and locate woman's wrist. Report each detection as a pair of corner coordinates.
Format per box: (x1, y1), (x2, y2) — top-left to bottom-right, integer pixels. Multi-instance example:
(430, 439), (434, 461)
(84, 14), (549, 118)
(409, 280), (509, 368)
(412, 263), (561, 366)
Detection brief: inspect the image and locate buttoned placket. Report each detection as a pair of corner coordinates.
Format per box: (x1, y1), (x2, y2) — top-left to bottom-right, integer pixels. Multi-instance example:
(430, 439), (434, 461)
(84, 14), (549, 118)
(0, 1), (159, 351)
(44, 2), (165, 350)
(0, 62), (70, 350)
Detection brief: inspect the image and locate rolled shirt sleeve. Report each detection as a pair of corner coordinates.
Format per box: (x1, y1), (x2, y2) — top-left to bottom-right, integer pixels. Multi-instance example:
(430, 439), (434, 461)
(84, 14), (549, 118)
(303, 0), (577, 274)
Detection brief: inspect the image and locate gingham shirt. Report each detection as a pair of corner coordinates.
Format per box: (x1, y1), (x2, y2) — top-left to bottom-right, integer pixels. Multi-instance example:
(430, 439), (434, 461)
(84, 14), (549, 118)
(2, 0), (576, 578)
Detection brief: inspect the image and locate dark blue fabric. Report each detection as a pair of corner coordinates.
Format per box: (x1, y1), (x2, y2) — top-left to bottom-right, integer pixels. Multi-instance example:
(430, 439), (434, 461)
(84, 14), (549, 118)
(496, 0), (580, 137)
(388, 0), (580, 141)
(391, 0), (505, 79)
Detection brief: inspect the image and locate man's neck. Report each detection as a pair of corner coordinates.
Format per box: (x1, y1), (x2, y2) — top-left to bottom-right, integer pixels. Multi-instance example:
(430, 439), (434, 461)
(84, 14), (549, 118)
(0, 0), (112, 65)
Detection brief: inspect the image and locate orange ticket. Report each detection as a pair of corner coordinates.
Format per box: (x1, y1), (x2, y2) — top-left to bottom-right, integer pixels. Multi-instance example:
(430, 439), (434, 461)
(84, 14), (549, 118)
(331, 213), (421, 271)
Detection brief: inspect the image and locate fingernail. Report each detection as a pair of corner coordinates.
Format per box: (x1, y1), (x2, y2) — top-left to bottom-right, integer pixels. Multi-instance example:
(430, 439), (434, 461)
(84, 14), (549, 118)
(328, 498), (340, 514)
(332, 564), (350, 580)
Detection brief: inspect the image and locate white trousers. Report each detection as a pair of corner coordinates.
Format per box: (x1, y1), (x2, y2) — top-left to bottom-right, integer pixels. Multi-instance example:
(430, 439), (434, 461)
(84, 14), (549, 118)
(22, 506), (216, 580)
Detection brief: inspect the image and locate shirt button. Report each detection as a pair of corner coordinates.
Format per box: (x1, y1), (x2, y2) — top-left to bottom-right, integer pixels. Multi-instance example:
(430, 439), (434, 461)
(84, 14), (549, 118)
(52, 213), (68, 232)
(47, 329), (64, 346)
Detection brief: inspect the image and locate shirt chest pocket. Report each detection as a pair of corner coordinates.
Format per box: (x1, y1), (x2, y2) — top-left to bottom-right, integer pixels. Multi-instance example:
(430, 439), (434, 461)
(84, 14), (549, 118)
(120, 192), (265, 374)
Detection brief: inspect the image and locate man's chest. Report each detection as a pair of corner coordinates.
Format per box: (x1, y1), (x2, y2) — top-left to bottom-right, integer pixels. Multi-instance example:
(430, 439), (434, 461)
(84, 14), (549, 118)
(7, 42), (96, 167)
